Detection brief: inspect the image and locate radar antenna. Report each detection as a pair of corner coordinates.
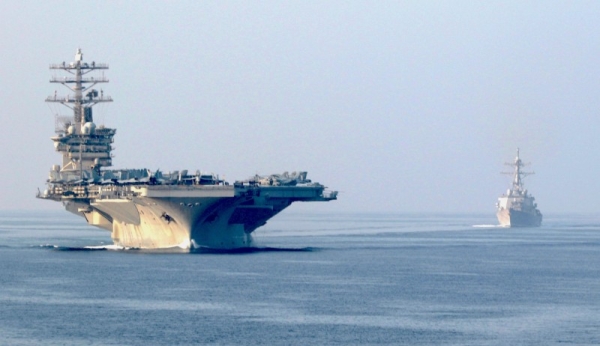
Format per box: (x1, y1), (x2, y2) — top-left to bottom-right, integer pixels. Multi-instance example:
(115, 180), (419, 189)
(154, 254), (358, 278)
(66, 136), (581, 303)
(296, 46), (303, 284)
(46, 48), (112, 133)
(45, 49), (116, 173)
(501, 148), (534, 193)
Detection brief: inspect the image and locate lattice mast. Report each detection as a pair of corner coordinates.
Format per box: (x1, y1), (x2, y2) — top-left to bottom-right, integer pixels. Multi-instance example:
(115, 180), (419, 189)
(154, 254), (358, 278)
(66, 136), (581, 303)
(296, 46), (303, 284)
(46, 49), (116, 173)
(502, 148), (534, 194)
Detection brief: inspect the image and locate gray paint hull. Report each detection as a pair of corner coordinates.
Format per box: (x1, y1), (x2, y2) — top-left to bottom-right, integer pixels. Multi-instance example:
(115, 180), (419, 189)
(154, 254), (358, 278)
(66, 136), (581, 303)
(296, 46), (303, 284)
(62, 184), (333, 250)
(496, 209), (542, 227)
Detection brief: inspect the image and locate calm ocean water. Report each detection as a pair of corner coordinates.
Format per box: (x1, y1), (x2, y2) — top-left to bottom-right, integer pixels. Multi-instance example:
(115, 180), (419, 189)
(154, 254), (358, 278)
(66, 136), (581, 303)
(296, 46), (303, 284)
(1, 210), (599, 345)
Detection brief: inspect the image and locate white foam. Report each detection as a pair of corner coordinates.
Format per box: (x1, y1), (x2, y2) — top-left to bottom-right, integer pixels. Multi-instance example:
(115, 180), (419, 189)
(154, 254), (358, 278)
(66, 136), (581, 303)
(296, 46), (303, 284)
(177, 239), (191, 249)
(84, 244), (125, 250)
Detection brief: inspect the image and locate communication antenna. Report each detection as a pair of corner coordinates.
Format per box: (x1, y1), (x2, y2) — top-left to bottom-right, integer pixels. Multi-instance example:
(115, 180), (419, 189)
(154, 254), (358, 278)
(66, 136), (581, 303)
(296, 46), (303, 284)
(501, 148), (534, 192)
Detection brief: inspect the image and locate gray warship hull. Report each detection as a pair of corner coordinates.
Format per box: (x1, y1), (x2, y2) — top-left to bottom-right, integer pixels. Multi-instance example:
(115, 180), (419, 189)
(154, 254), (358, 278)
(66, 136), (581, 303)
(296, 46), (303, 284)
(496, 208), (542, 228)
(57, 184), (333, 249)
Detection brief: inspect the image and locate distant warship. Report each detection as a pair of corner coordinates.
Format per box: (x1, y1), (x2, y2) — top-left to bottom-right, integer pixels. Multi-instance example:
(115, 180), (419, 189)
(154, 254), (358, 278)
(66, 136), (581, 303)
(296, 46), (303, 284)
(496, 149), (542, 227)
(37, 49), (337, 249)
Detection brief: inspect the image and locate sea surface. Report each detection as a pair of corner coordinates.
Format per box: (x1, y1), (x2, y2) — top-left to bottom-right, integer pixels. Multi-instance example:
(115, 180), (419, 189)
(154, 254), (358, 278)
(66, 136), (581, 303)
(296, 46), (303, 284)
(1, 211), (599, 345)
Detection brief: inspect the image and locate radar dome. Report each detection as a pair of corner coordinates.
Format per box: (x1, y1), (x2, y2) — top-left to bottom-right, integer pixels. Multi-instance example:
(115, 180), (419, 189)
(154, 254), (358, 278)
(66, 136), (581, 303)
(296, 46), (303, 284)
(82, 122), (96, 135)
(67, 125), (75, 135)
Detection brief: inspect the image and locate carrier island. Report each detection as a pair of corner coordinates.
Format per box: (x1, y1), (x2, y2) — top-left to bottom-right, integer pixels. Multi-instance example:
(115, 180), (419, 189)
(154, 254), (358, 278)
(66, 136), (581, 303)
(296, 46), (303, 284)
(37, 49), (337, 250)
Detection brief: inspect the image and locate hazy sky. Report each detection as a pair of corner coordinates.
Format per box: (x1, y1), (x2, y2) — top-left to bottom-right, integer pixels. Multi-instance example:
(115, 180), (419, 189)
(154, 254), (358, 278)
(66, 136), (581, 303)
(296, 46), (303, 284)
(1, 1), (600, 214)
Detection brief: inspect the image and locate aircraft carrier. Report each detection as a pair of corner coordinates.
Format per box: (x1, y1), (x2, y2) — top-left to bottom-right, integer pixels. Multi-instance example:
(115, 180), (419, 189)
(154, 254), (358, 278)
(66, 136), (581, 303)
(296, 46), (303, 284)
(37, 49), (337, 249)
(496, 149), (542, 227)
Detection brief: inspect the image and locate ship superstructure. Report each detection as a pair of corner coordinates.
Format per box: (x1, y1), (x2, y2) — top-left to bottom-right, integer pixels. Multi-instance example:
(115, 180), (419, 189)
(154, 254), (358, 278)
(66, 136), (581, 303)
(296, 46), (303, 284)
(496, 149), (542, 227)
(38, 49), (337, 249)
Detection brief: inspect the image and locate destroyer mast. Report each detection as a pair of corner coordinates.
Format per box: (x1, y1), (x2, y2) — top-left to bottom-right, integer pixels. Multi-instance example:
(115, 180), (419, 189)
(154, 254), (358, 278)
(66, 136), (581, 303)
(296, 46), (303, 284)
(38, 49), (337, 249)
(496, 148), (542, 227)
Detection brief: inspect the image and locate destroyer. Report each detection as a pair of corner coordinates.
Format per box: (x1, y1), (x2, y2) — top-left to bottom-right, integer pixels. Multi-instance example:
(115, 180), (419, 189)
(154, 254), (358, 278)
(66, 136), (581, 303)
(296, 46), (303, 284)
(496, 149), (542, 227)
(37, 49), (337, 249)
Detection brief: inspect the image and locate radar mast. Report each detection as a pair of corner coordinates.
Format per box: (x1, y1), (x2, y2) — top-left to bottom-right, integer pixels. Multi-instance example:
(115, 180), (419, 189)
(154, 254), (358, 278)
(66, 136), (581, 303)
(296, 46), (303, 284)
(46, 49), (116, 173)
(502, 148), (534, 194)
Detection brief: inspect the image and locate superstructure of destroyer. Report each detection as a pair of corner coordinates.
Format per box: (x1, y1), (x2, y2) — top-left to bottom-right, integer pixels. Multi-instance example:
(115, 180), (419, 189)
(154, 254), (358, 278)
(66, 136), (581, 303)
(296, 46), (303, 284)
(496, 149), (542, 227)
(37, 49), (337, 249)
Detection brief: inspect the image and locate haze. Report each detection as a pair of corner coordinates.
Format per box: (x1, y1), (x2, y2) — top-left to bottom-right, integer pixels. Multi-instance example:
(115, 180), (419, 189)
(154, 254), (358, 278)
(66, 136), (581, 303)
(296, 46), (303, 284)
(1, 1), (599, 214)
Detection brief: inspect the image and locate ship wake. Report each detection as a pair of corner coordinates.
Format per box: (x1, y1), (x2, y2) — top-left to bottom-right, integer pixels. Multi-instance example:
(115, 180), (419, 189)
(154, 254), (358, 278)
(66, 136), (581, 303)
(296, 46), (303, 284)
(36, 244), (110, 251)
(191, 246), (318, 254)
(35, 244), (317, 254)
